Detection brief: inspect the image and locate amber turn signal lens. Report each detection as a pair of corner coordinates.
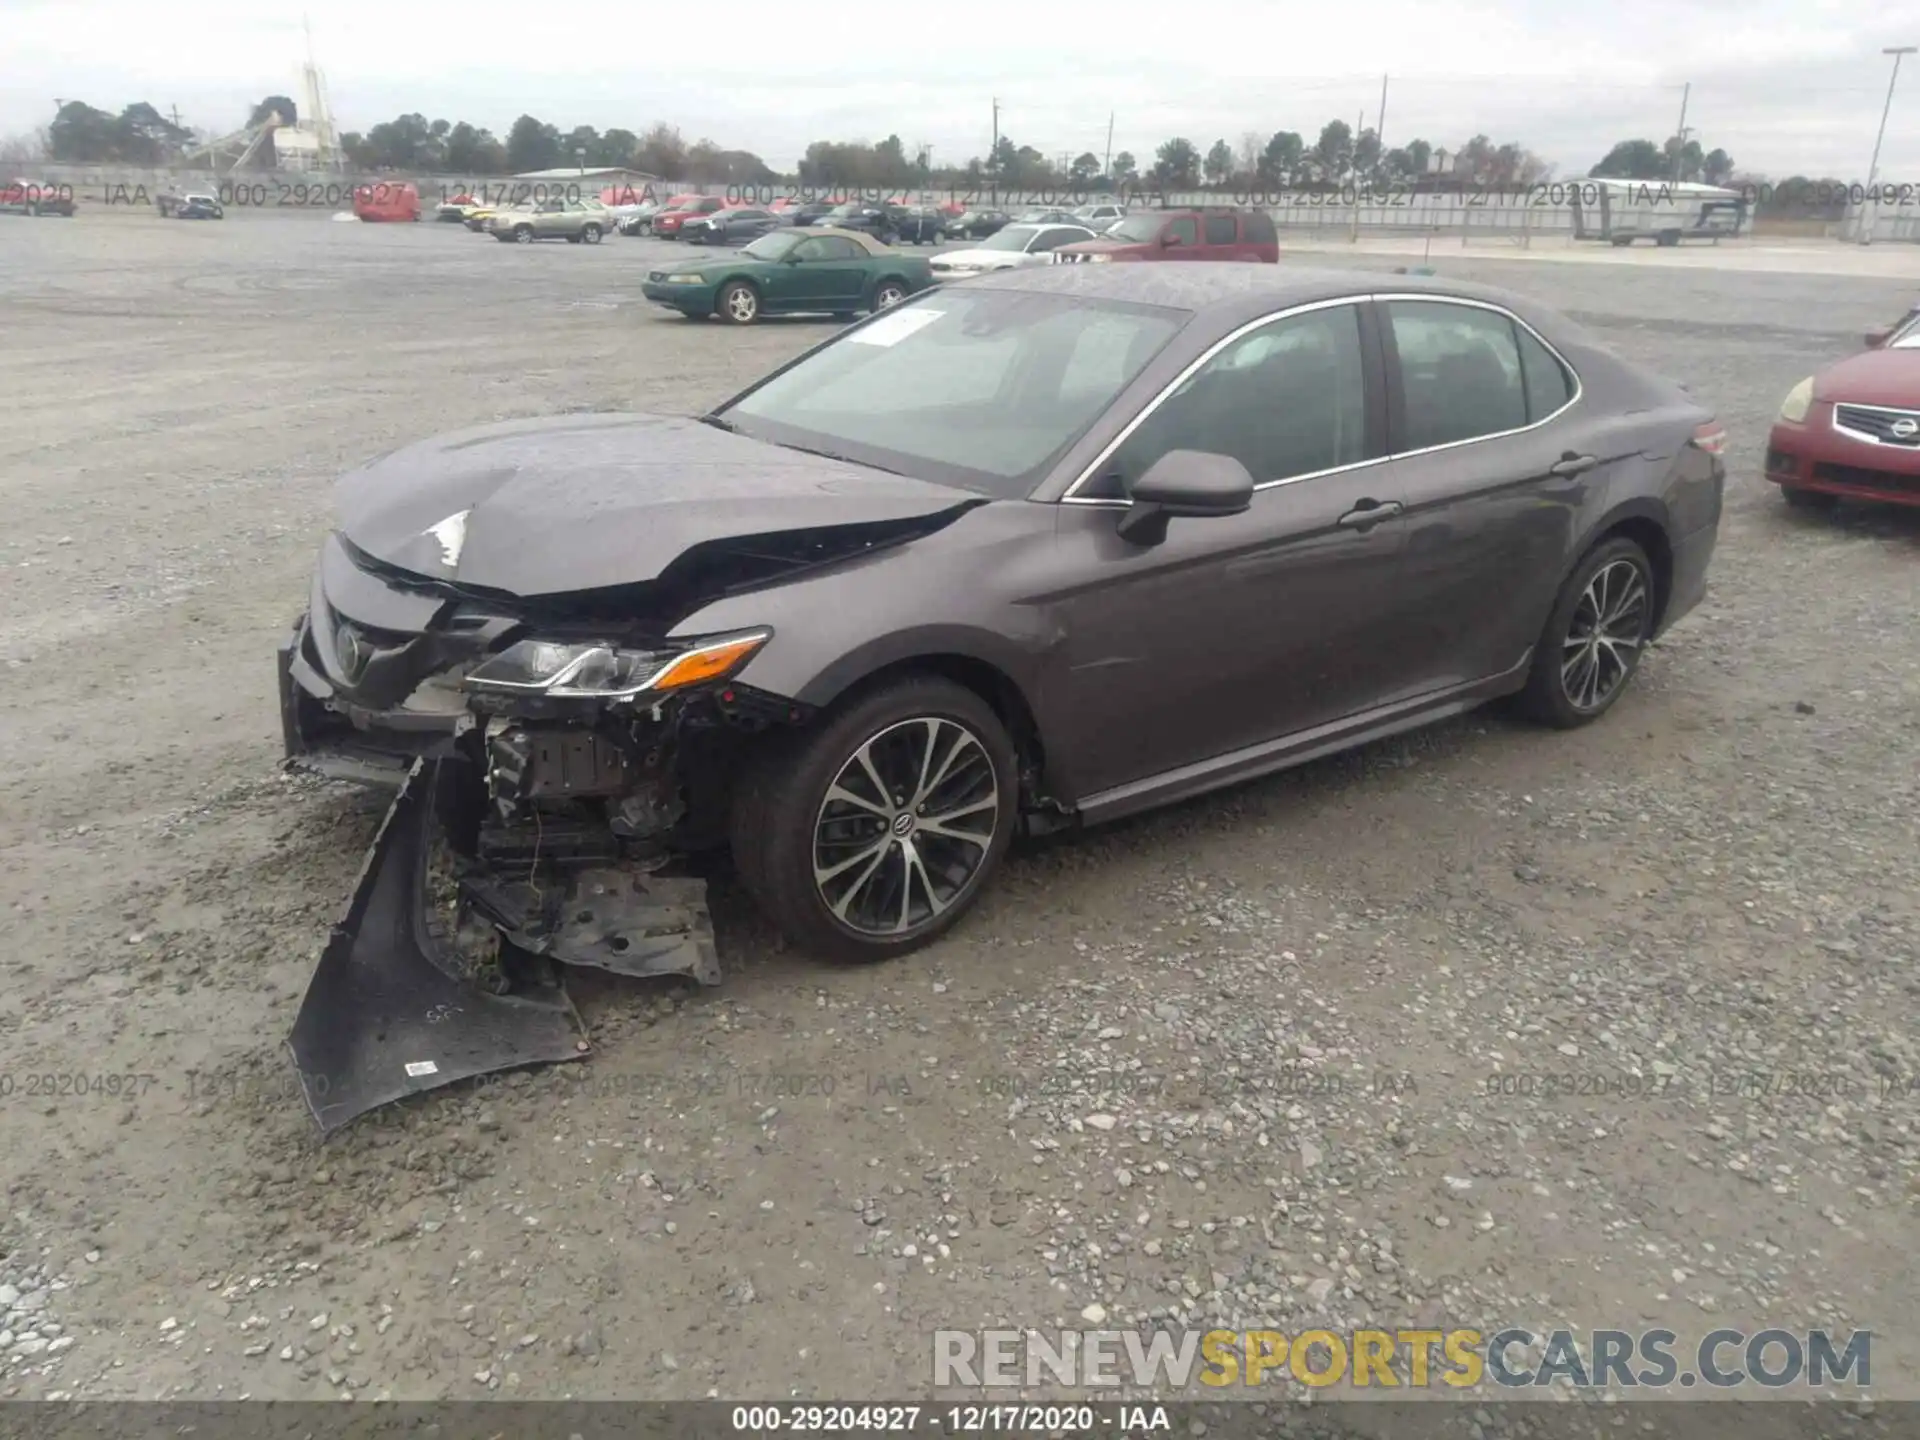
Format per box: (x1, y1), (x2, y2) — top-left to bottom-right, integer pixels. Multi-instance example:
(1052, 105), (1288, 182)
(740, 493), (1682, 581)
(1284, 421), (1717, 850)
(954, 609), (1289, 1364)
(646, 632), (769, 692)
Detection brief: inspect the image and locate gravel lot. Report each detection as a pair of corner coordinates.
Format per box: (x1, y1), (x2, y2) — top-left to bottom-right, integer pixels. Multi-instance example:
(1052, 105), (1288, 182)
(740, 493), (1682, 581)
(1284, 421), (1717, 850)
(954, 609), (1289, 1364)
(1, 211), (1917, 1415)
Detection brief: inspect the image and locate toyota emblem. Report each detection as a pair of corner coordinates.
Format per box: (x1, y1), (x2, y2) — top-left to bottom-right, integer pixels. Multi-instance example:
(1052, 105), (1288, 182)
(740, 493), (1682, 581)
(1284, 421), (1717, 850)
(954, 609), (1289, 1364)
(1891, 417), (1918, 440)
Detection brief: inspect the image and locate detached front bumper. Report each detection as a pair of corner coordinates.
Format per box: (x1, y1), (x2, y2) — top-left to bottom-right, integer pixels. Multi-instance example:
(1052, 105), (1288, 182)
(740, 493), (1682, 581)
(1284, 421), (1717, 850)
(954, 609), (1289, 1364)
(1766, 406), (1920, 507)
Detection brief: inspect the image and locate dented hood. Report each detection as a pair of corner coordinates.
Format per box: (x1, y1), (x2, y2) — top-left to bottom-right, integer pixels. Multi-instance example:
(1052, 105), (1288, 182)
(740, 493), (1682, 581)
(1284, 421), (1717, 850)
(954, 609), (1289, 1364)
(335, 412), (973, 597)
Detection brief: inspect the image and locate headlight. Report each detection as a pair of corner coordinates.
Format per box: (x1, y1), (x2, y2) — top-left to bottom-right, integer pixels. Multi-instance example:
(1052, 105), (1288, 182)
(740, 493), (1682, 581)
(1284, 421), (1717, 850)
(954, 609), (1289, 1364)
(1086, 253), (1112, 263)
(1778, 376), (1815, 423)
(662, 273), (707, 284)
(463, 630), (770, 700)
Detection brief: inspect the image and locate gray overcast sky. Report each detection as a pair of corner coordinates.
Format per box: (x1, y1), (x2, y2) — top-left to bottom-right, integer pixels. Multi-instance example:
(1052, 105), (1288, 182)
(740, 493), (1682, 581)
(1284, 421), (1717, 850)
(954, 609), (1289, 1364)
(7, 0), (1920, 179)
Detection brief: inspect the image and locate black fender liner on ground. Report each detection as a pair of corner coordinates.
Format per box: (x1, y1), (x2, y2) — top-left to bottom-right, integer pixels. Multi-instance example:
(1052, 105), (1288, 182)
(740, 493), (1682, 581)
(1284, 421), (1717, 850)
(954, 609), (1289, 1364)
(287, 760), (590, 1136)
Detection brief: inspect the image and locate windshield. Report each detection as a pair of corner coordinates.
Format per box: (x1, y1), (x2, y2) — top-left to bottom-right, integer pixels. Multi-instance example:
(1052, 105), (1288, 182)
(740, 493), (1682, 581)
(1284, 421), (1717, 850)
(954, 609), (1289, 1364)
(825, 203), (860, 216)
(980, 225), (1045, 252)
(1104, 215), (1165, 242)
(1890, 312), (1920, 348)
(742, 230), (804, 261)
(715, 289), (1188, 498)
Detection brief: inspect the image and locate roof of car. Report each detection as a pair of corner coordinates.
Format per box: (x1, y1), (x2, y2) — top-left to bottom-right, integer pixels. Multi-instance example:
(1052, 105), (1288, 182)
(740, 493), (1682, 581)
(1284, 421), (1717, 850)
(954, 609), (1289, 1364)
(962, 263), (1536, 323)
(803, 226), (893, 254)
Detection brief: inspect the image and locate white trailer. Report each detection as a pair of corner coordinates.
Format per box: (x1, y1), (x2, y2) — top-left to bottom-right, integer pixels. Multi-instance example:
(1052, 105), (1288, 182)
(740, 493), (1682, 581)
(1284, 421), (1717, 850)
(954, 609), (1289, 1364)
(1570, 179), (1748, 246)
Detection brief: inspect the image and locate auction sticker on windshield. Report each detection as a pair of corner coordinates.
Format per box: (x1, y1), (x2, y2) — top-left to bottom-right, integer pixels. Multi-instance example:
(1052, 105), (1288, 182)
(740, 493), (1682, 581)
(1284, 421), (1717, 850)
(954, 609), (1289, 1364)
(847, 308), (945, 347)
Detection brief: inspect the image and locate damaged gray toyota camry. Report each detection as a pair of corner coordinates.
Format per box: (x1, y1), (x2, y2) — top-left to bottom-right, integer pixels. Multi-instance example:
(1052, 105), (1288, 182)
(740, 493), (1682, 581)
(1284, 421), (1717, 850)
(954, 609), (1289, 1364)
(279, 264), (1724, 1131)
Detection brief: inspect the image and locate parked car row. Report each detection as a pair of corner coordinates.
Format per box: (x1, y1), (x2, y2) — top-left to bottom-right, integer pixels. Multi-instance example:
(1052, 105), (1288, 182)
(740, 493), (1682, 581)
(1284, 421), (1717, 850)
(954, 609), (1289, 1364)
(619, 194), (1135, 248)
(1, 179), (76, 216)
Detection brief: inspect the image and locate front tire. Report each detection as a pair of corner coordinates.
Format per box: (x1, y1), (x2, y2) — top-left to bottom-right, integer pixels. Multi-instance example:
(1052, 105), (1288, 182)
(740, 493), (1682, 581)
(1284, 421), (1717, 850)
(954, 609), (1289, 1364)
(872, 279), (908, 310)
(513, 225), (534, 243)
(581, 223), (602, 243)
(730, 677), (1018, 962)
(1517, 536), (1655, 729)
(717, 280), (760, 324)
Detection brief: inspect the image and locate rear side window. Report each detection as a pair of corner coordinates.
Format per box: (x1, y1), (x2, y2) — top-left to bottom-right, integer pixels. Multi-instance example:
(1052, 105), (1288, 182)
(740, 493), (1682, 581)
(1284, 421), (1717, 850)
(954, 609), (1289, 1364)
(1515, 324), (1575, 421)
(1386, 300), (1528, 450)
(1164, 216), (1198, 245)
(1243, 210), (1276, 244)
(1203, 214), (1237, 245)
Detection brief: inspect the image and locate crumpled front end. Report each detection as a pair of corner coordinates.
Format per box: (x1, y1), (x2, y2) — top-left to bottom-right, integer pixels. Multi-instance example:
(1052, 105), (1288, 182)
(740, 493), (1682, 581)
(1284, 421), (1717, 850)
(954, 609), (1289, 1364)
(279, 532), (811, 1134)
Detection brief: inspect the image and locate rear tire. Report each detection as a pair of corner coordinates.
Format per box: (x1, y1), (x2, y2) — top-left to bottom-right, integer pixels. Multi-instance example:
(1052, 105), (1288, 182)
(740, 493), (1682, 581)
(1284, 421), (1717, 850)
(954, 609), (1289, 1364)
(1782, 487), (1840, 511)
(513, 225), (534, 243)
(729, 676), (1018, 963)
(1517, 536), (1655, 729)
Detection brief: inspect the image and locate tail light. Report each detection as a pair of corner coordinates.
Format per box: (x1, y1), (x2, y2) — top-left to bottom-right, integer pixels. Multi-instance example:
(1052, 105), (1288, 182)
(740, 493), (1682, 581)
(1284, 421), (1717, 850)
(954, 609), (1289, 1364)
(1690, 421), (1727, 456)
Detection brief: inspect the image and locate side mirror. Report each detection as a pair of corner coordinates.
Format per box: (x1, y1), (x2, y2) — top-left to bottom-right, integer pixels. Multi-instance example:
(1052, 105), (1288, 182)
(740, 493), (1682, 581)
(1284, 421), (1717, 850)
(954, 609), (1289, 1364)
(1865, 328), (1891, 349)
(1116, 450), (1255, 546)
(1160, 231), (1180, 246)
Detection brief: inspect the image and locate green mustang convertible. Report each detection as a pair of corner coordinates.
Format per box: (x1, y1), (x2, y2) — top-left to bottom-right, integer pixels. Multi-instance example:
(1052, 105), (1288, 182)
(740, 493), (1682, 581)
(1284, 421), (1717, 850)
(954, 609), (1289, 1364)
(639, 227), (935, 324)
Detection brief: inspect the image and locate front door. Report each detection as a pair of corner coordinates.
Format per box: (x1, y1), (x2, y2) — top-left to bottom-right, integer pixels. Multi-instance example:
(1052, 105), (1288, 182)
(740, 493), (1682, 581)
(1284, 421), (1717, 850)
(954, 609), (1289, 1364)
(1042, 299), (1412, 799)
(779, 235), (868, 310)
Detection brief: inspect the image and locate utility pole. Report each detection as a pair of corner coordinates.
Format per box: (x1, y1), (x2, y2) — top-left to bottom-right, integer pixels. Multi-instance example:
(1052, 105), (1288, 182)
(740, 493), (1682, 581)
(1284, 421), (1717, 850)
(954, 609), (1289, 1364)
(1863, 46), (1916, 244)
(990, 97), (999, 189)
(1104, 111), (1114, 178)
(1669, 82), (1691, 182)
(1376, 74), (1389, 175)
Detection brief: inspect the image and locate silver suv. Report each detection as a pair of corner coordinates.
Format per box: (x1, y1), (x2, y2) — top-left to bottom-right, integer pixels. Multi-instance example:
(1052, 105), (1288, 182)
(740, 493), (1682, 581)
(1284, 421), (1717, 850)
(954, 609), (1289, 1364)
(488, 198), (611, 244)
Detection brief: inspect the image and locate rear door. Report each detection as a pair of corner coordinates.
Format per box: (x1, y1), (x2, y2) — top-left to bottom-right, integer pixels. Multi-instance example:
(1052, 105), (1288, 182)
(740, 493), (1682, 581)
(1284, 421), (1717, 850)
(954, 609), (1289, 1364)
(1371, 295), (1610, 698)
(1201, 212), (1240, 260)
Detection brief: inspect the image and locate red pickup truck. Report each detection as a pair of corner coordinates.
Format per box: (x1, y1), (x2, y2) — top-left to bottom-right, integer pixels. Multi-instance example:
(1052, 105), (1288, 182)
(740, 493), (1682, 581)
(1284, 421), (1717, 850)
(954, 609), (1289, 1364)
(1051, 206), (1277, 263)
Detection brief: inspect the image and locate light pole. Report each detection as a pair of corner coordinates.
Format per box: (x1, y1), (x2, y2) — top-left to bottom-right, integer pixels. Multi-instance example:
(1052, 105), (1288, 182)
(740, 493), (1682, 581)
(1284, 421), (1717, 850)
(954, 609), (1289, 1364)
(1861, 46), (1916, 243)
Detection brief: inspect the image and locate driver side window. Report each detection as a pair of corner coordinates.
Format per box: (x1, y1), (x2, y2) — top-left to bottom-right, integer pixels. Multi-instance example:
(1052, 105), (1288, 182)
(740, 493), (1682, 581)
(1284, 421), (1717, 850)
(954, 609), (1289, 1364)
(794, 236), (857, 261)
(1091, 303), (1368, 498)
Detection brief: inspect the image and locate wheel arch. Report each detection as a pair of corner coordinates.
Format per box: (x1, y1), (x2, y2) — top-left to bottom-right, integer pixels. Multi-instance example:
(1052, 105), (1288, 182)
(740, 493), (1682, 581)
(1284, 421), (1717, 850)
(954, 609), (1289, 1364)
(714, 273), (762, 316)
(779, 639), (1052, 809)
(1578, 500), (1675, 632)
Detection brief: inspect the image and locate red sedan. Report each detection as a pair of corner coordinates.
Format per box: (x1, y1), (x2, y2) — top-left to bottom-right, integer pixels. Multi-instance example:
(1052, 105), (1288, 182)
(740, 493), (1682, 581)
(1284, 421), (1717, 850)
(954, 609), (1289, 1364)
(652, 195), (727, 237)
(1765, 304), (1920, 510)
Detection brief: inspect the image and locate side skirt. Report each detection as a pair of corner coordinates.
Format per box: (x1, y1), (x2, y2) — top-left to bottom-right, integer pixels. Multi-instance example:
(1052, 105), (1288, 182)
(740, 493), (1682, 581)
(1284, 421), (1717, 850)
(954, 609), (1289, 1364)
(1069, 656), (1532, 829)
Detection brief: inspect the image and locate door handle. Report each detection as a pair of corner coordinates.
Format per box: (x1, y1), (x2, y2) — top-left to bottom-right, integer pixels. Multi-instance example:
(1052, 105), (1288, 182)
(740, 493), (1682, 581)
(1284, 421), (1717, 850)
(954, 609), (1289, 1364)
(1337, 499), (1403, 530)
(1548, 453), (1599, 477)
